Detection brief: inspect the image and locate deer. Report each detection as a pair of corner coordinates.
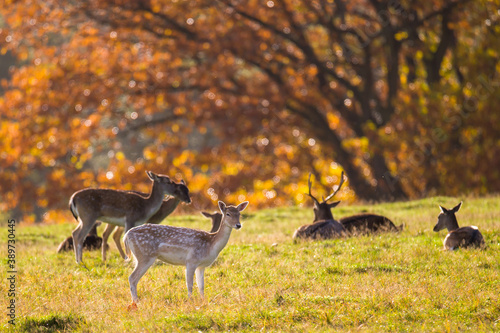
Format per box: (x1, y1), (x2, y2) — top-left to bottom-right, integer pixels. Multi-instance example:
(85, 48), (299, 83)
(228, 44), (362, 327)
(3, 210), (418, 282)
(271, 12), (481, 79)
(292, 172), (346, 240)
(100, 189), (191, 262)
(304, 171), (401, 234)
(201, 211), (222, 233)
(56, 222), (108, 253)
(339, 214), (402, 235)
(433, 202), (485, 250)
(69, 171), (191, 265)
(124, 200), (249, 309)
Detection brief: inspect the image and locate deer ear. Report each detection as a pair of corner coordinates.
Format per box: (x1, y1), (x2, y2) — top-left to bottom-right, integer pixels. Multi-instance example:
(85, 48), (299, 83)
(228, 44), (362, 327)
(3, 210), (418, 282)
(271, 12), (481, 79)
(452, 201), (462, 213)
(180, 179), (186, 185)
(146, 171), (155, 181)
(329, 201), (341, 209)
(218, 201), (226, 212)
(201, 211), (212, 218)
(439, 205), (448, 213)
(237, 201), (249, 212)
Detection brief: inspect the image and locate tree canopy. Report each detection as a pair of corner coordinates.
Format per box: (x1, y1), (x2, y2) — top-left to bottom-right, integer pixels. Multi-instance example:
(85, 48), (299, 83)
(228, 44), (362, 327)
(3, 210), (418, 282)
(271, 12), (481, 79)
(1, 0), (499, 221)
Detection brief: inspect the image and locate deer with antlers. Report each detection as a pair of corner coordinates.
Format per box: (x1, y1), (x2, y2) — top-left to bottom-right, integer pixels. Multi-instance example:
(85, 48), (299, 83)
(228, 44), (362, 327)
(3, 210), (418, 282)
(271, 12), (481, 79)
(293, 172), (347, 240)
(433, 202), (485, 250)
(69, 171), (191, 265)
(124, 200), (249, 309)
(293, 171), (401, 239)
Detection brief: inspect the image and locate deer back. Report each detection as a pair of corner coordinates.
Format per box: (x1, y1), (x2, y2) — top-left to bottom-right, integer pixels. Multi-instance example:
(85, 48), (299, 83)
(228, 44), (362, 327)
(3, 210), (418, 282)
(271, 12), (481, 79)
(293, 220), (345, 240)
(443, 226), (485, 250)
(340, 214), (401, 234)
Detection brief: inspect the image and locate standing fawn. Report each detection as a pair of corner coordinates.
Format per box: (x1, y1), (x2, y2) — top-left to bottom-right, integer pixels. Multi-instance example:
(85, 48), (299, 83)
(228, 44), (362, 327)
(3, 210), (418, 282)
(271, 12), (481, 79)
(293, 172), (346, 240)
(124, 201), (249, 309)
(433, 202), (485, 250)
(101, 188), (191, 262)
(69, 171), (191, 264)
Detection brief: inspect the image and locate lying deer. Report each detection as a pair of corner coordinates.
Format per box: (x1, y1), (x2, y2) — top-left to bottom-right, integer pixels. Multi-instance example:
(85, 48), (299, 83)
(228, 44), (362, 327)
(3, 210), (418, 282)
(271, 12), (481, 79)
(340, 214), (402, 234)
(101, 188), (191, 262)
(433, 202), (485, 250)
(69, 171), (191, 264)
(293, 172), (346, 240)
(124, 200), (249, 309)
(56, 222), (108, 253)
(305, 171), (401, 234)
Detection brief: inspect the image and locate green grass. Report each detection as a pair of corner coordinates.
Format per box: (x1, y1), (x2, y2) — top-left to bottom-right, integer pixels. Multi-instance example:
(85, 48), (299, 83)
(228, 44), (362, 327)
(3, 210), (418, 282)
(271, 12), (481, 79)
(1, 196), (500, 332)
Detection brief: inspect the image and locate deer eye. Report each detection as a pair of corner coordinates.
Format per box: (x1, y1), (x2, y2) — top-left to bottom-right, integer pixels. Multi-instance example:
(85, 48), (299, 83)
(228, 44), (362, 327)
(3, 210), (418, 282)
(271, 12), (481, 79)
(226, 213), (231, 216)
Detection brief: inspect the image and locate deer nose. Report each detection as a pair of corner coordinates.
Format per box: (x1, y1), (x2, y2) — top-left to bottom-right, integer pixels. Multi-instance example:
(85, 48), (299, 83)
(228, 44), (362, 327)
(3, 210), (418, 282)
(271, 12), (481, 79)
(235, 223), (242, 229)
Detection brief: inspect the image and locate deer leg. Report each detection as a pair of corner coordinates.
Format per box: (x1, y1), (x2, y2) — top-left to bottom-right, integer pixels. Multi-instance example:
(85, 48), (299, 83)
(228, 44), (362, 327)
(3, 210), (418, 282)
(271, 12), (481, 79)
(112, 227), (126, 259)
(101, 224), (116, 262)
(129, 256), (156, 304)
(185, 264), (197, 298)
(71, 217), (97, 264)
(124, 218), (137, 234)
(195, 267), (205, 298)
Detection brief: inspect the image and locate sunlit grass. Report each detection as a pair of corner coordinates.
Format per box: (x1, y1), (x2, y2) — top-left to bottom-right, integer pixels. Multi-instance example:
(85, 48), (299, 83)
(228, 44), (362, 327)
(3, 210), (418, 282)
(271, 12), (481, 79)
(1, 196), (499, 332)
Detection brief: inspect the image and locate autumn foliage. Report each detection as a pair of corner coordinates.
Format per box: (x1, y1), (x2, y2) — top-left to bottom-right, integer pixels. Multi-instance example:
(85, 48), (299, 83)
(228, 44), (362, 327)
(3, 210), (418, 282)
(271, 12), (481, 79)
(0, 0), (499, 222)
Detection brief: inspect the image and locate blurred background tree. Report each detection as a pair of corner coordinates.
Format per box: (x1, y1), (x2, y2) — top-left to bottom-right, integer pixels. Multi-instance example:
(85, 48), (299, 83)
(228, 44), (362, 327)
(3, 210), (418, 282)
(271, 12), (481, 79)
(0, 0), (499, 222)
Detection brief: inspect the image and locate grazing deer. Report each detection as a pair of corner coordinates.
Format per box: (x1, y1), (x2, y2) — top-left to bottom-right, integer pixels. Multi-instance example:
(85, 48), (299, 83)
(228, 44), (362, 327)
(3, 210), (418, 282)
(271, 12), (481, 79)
(293, 172), (346, 240)
(201, 211), (222, 233)
(101, 189), (191, 262)
(69, 171), (191, 264)
(56, 222), (108, 253)
(124, 201), (249, 309)
(433, 202), (485, 250)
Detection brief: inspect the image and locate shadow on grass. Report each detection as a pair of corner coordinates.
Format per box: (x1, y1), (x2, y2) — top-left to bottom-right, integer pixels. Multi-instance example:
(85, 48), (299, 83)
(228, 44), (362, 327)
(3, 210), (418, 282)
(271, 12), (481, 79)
(19, 314), (85, 333)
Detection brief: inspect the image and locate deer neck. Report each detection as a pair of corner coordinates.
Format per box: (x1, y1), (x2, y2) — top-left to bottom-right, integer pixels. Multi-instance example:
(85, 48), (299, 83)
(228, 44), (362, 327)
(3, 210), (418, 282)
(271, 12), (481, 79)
(162, 197), (181, 216)
(446, 215), (460, 231)
(314, 212), (334, 222)
(210, 222), (233, 254)
(144, 182), (166, 212)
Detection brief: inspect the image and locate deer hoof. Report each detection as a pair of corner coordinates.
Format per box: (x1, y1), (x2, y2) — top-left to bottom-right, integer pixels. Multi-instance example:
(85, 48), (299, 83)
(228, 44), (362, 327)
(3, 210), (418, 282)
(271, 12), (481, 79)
(127, 302), (138, 311)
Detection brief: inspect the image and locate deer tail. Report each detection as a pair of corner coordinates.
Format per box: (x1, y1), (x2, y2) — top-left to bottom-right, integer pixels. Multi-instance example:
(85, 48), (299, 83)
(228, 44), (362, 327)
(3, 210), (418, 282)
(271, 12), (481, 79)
(123, 232), (133, 263)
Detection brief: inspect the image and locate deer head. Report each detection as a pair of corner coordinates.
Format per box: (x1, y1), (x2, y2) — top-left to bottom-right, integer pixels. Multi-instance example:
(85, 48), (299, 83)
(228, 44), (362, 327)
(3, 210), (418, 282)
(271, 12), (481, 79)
(306, 171), (344, 221)
(433, 201), (462, 232)
(146, 171), (191, 204)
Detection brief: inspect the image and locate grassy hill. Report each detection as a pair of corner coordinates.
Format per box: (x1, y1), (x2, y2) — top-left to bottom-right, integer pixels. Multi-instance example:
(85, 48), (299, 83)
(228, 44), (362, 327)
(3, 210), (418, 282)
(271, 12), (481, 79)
(1, 196), (499, 332)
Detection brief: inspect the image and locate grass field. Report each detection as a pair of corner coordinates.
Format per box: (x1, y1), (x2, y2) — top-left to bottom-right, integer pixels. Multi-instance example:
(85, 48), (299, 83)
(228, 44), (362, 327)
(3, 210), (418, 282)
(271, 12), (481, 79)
(1, 196), (500, 332)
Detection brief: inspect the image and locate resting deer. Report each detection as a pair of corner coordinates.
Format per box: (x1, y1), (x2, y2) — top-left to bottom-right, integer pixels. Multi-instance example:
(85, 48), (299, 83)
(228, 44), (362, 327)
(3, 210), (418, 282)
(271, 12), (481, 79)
(340, 214), (402, 235)
(101, 189), (191, 262)
(201, 211), (222, 233)
(293, 172), (346, 240)
(56, 222), (108, 253)
(124, 200), (249, 309)
(433, 202), (485, 250)
(69, 171), (191, 264)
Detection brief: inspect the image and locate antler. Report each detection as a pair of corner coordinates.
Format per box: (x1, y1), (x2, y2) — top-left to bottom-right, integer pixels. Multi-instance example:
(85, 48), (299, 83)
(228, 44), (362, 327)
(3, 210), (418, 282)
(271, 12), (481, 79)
(323, 171), (345, 203)
(306, 173), (320, 205)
